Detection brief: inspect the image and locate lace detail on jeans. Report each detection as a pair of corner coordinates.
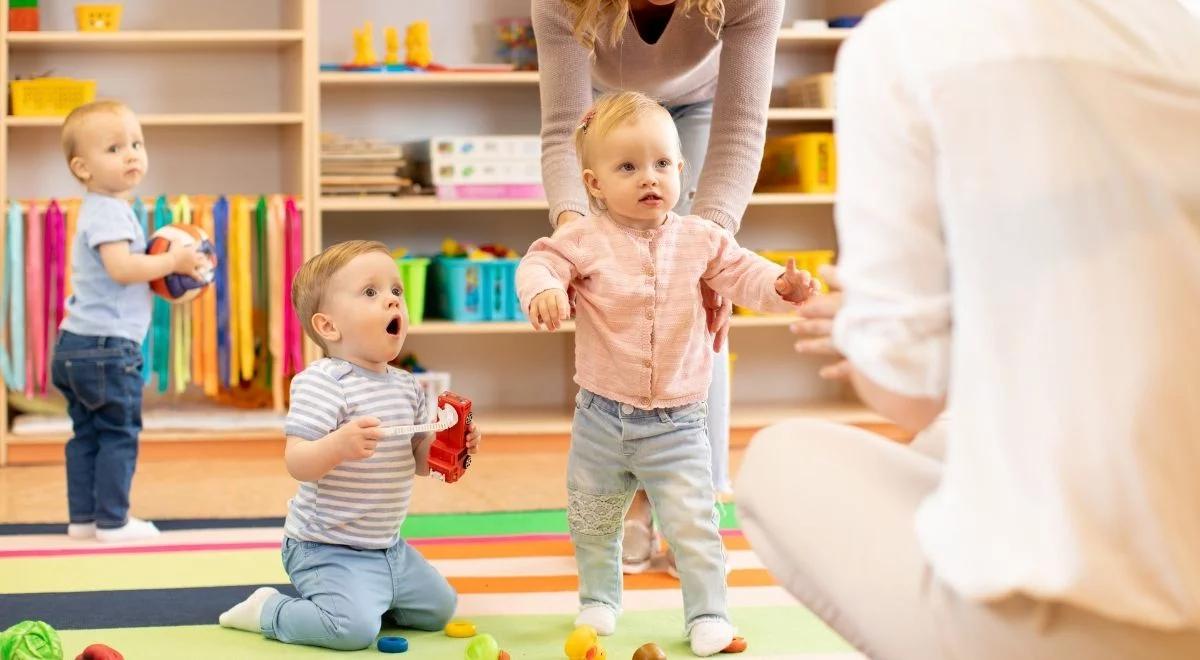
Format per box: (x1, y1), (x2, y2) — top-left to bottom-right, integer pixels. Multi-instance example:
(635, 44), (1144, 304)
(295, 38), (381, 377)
(567, 489), (627, 536)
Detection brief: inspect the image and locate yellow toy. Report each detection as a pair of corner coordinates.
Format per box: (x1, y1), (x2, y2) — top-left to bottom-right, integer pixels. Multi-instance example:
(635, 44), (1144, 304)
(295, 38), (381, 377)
(445, 619), (477, 638)
(565, 625), (606, 660)
(385, 26), (401, 66)
(405, 20), (433, 68)
(352, 21), (378, 67)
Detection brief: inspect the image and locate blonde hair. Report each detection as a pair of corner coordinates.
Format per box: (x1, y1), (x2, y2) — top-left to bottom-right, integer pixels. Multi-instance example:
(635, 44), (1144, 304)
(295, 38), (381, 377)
(61, 100), (133, 180)
(292, 240), (391, 352)
(563, 0), (725, 51)
(574, 91), (680, 212)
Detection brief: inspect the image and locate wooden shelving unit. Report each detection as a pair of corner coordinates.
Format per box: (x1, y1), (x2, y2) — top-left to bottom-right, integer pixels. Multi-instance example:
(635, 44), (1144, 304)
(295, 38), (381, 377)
(318, 192), (835, 213)
(0, 2), (861, 464)
(5, 112), (305, 127)
(0, 0), (321, 464)
(5, 29), (304, 50)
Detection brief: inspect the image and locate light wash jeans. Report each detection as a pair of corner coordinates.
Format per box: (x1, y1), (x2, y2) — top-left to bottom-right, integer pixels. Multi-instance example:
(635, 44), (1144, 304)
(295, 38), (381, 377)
(260, 536), (457, 651)
(568, 389), (729, 631)
(669, 99), (732, 494)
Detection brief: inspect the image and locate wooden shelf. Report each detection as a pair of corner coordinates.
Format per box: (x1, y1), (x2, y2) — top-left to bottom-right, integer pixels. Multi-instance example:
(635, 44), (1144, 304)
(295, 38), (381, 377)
(408, 315), (796, 336)
(320, 71), (540, 86)
(750, 192), (836, 205)
(5, 112), (305, 128)
(5, 30), (304, 50)
(319, 193), (834, 212)
(776, 28), (852, 48)
(320, 196), (548, 212)
(767, 108), (835, 121)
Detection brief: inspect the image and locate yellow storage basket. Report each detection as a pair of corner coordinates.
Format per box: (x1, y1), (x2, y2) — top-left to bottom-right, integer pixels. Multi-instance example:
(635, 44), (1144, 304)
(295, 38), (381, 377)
(9, 78), (98, 117)
(75, 4), (123, 32)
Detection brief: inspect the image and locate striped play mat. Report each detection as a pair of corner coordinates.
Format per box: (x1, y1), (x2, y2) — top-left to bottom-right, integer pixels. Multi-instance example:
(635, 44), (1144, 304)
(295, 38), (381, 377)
(0, 510), (858, 659)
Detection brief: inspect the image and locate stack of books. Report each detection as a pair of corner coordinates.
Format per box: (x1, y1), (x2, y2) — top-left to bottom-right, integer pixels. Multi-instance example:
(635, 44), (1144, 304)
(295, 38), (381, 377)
(320, 134), (418, 197)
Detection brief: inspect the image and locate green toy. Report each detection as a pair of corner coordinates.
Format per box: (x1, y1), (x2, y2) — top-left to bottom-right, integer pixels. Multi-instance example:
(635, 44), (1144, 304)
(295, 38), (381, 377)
(0, 620), (63, 660)
(464, 633), (505, 660)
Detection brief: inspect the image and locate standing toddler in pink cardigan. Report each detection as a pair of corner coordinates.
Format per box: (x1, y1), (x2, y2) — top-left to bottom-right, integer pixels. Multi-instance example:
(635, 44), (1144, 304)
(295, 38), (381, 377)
(516, 91), (817, 656)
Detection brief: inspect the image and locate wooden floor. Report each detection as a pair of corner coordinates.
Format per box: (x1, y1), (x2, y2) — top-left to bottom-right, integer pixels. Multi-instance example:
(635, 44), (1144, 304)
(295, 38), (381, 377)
(0, 419), (911, 524)
(0, 438), (750, 524)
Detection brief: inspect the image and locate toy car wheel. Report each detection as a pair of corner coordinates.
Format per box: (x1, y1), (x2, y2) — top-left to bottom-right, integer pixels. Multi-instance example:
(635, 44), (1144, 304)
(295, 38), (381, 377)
(463, 455), (473, 469)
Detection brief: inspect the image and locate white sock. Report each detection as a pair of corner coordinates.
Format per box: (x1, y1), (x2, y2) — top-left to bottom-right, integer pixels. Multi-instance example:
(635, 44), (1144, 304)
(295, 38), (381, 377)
(219, 586), (279, 633)
(67, 523), (96, 539)
(689, 619), (735, 657)
(574, 605), (617, 636)
(95, 517), (160, 543)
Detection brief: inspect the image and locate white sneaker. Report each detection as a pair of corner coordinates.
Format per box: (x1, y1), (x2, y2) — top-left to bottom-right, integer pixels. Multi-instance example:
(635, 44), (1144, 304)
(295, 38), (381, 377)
(67, 522), (96, 539)
(621, 520), (657, 574)
(95, 517), (160, 543)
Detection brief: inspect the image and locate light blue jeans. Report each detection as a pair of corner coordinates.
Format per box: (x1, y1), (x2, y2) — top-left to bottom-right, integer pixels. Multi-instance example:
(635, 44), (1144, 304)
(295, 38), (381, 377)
(260, 536), (457, 651)
(568, 389), (729, 630)
(669, 99), (732, 494)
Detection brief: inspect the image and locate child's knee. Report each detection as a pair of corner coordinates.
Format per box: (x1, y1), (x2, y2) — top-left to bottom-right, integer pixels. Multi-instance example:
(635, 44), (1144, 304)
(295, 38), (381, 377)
(328, 614), (382, 651)
(429, 585), (458, 629)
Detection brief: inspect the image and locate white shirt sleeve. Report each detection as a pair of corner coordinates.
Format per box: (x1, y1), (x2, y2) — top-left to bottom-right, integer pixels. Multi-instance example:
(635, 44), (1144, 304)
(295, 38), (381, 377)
(831, 14), (952, 399)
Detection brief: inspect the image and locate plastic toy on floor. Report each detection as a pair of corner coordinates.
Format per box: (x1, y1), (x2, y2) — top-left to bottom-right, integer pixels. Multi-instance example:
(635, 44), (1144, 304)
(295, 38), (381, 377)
(75, 643), (125, 660)
(721, 636), (748, 653)
(632, 642), (667, 659)
(445, 619), (477, 638)
(465, 633), (512, 660)
(565, 625), (607, 660)
(377, 636), (408, 653)
(0, 620), (62, 660)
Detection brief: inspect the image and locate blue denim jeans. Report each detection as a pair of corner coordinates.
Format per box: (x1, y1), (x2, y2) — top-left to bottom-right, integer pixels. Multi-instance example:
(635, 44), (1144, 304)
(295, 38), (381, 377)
(261, 536), (457, 651)
(568, 389), (728, 631)
(50, 330), (144, 529)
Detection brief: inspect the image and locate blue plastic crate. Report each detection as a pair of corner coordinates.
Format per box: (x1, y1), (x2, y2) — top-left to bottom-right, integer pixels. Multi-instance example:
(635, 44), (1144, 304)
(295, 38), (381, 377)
(434, 257), (487, 322)
(434, 256), (524, 322)
(485, 258), (523, 321)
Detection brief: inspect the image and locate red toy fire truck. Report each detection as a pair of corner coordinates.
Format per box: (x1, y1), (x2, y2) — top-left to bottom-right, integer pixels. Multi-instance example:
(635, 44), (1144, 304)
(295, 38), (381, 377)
(428, 391), (472, 483)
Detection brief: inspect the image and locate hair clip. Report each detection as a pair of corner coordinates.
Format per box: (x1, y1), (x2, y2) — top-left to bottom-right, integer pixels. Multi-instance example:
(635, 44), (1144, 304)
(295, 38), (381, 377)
(578, 108), (597, 132)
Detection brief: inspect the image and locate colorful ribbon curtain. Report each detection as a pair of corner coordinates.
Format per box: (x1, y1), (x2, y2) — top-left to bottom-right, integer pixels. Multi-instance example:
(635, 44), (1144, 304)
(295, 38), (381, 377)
(0, 194), (305, 411)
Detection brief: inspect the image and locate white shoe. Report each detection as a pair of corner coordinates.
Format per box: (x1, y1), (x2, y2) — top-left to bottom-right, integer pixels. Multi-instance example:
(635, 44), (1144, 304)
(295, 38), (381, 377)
(95, 517), (160, 543)
(621, 519), (657, 574)
(67, 522), (96, 539)
(574, 605), (617, 636)
(689, 619), (736, 657)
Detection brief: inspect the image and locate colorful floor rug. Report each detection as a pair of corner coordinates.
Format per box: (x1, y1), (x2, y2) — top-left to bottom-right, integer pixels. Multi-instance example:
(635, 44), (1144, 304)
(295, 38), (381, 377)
(0, 509), (859, 659)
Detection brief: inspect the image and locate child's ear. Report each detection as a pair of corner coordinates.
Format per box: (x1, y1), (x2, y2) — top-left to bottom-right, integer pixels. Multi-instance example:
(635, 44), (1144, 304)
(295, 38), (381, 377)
(311, 312), (340, 345)
(582, 169), (602, 200)
(69, 156), (92, 182)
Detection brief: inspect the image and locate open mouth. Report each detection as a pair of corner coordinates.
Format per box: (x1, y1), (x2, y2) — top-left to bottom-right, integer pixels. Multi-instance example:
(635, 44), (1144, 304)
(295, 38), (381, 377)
(386, 317), (401, 336)
(639, 193), (662, 203)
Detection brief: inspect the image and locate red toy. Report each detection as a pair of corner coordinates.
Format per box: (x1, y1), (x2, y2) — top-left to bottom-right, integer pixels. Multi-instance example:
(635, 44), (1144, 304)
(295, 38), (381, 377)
(428, 391), (472, 483)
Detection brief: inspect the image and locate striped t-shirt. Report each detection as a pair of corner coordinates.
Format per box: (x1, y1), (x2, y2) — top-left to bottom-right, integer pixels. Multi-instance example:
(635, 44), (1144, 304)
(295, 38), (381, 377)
(283, 358), (431, 549)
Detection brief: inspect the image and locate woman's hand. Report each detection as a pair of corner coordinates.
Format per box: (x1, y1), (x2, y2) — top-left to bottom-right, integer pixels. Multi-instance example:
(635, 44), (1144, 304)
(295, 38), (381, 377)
(702, 282), (733, 352)
(790, 265), (851, 380)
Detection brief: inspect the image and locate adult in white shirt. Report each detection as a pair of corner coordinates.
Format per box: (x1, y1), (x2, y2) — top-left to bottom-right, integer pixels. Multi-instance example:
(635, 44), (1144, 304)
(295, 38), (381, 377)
(736, 0), (1200, 658)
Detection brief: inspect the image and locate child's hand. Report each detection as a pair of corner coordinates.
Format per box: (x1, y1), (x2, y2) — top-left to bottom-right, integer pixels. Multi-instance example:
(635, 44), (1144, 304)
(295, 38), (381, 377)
(775, 258), (821, 304)
(465, 419), (481, 454)
(334, 416), (383, 461)
(169, 242), (208, 279)
(529, 288), (571, 331)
